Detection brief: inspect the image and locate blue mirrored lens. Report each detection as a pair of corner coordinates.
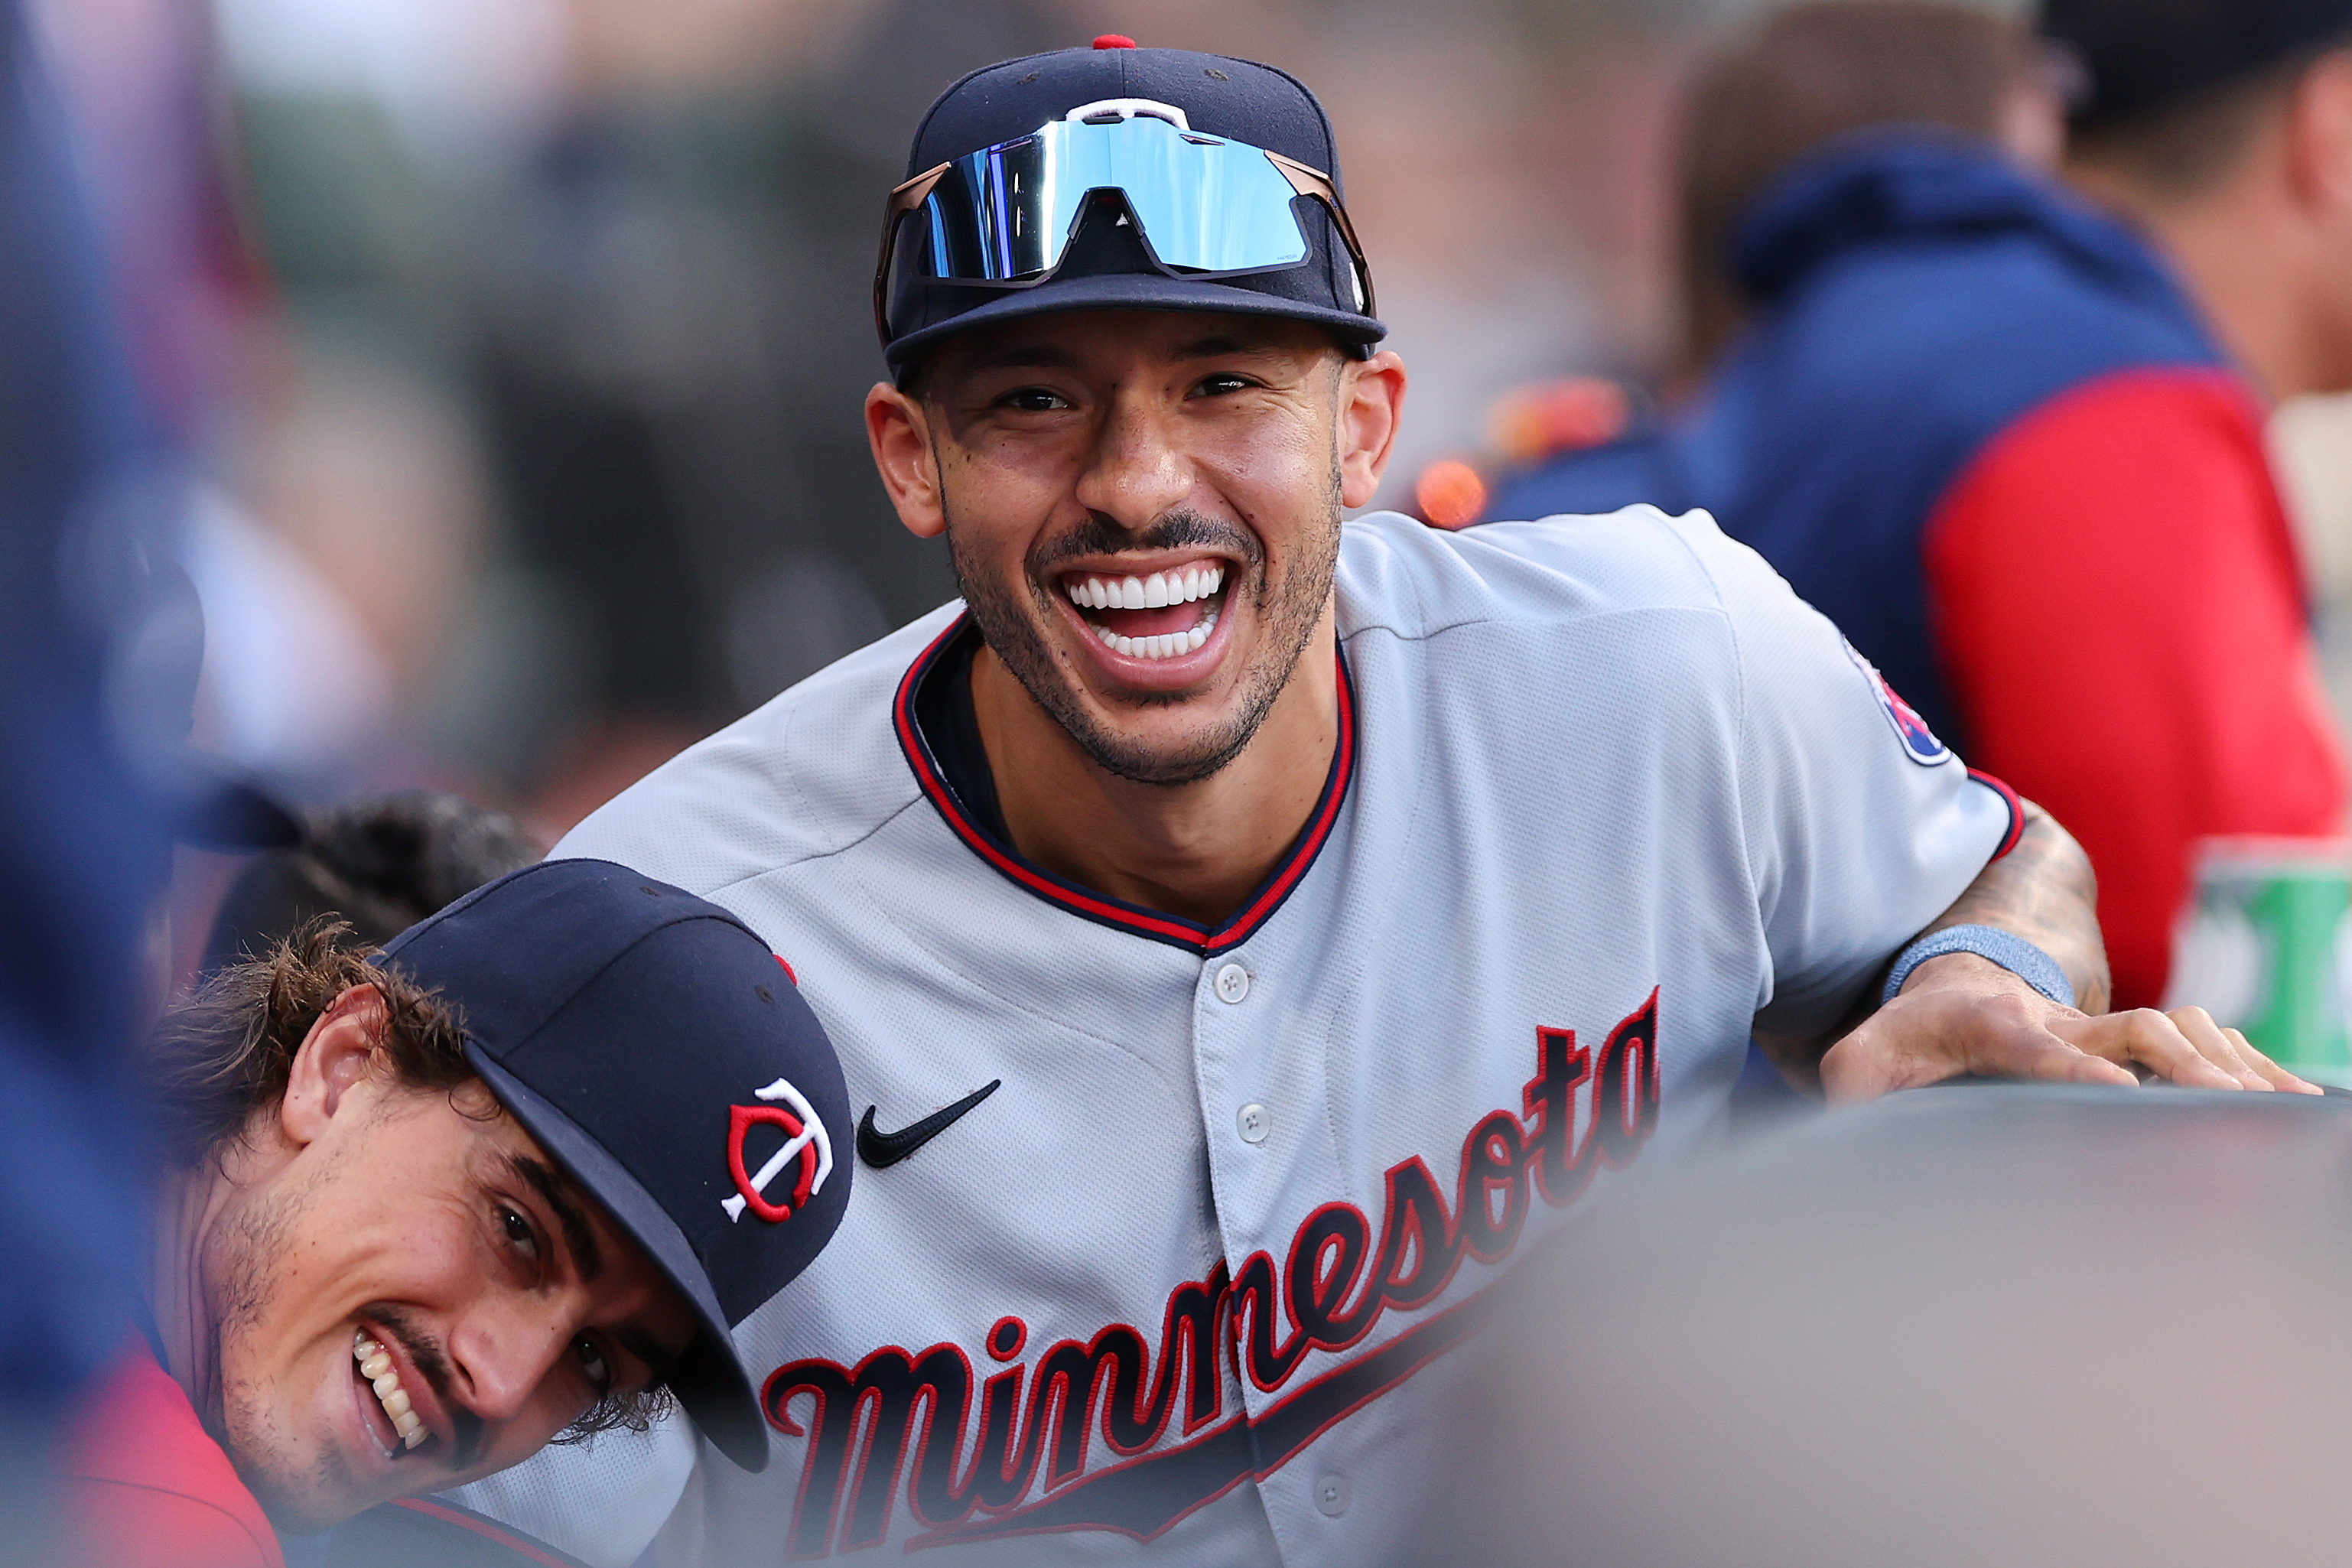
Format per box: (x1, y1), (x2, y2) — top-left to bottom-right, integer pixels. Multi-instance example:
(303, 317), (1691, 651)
(916, 115), (1310, 282)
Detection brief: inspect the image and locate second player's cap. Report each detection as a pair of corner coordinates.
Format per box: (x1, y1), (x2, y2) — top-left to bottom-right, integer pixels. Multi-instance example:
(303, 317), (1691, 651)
(877, 34), (1383, 374)
(2040, 0), (2352, 128)
(375, 857), (852, 1472)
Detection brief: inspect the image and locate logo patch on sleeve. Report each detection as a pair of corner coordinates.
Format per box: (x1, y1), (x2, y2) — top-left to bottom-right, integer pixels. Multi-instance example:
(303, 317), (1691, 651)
(1843, 639), (1951, 766)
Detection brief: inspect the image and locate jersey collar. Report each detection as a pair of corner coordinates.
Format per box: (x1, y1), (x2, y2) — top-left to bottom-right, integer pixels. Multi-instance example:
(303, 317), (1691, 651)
(893, 612), (1357, 956)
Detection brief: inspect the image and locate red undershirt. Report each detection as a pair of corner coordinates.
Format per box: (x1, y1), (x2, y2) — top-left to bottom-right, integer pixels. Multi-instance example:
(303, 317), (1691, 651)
(54, 1333), (283, 1568)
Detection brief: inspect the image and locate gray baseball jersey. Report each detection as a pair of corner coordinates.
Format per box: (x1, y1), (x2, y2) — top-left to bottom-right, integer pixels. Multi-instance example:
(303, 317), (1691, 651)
(453, 506), (2015, 1563)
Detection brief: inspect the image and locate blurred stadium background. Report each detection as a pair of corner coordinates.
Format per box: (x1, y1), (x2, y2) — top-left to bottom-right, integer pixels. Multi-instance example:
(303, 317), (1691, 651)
(36, 0), (2352, 981)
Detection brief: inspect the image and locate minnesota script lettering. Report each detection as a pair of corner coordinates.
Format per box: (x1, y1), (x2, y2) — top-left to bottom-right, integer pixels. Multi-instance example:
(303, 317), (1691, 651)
(764, 989), (1663, 1555)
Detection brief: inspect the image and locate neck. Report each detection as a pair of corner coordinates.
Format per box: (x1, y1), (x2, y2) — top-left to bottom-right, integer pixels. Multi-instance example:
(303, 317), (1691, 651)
(971, 607), (1341, 929)
(148, 1165), (227, 1417)
(2073, 161), (2346, 402)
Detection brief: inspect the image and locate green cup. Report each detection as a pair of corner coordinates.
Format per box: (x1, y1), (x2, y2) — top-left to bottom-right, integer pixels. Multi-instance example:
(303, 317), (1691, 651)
(2165, 838), (2352, 1079)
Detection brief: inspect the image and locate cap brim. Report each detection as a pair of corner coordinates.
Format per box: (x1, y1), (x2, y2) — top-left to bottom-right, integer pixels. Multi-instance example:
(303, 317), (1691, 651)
(885, 270), (1384, 372)
(466, 1043), (772, 1472)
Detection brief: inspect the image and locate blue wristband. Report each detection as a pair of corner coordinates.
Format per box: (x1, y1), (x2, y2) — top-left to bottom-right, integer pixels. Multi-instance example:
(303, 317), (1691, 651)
(1880, 924), (2076, 1010)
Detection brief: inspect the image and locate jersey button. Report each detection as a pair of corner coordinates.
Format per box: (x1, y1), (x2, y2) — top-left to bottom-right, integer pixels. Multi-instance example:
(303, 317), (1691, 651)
(1314, 1474), (1349, 1517)
(1214, 961), (1251, 1004)
(1237, 1103), (1270, 1143)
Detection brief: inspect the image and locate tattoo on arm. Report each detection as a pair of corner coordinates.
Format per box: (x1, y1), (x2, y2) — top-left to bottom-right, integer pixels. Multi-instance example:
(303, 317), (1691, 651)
(1914, 799), (2111, 1014)
(1752, 799), (2111, 1089)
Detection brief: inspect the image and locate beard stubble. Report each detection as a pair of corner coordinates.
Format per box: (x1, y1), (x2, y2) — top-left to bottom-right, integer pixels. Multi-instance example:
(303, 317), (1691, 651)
(945, 458), (1345, 789)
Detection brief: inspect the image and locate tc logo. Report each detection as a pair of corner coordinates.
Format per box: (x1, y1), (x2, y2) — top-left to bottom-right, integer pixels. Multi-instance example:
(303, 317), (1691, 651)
(723, 1077), (834, 1223)
(1843, 638), (1951, 766)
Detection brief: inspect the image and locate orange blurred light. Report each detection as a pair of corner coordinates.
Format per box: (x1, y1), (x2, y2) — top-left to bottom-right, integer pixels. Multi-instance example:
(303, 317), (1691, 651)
(1487, 377), (1631, 467)
(1416, 459), (1488, 530)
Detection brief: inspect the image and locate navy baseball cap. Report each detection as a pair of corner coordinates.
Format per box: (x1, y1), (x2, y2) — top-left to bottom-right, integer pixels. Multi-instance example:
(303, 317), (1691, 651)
(375, 857), (852, 1472)
(2041, 0), (2352, 127)
(877, 35), (1384, 374)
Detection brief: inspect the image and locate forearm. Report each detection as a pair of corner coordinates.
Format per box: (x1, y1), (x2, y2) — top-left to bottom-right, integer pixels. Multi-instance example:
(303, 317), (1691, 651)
(1753, 799), (2110, 1090)
(1918, 798), (2110, 1015)
(1803, 795), (2306, 1099)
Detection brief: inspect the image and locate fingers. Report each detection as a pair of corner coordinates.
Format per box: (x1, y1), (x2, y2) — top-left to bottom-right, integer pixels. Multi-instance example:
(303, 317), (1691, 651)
(2045, 1007), (2323, 1092)
(2045, 1008), (2233, 1088)
(1821, 973), (2328, 1104)
(2201, 1017), (2321, 1095)
(2163, 1007), (2274, 1091)
(1821, 984), (2135, 1103)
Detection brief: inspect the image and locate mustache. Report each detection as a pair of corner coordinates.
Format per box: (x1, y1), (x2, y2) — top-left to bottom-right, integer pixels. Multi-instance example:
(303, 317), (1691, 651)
(1028, 509), (1264, 576)
(366, 1303), (487, 1471)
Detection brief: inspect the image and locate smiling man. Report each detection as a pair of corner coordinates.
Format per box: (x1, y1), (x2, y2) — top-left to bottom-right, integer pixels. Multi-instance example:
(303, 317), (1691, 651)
(480, 38), (2308, 1566)
(54, 858), (849, 1565)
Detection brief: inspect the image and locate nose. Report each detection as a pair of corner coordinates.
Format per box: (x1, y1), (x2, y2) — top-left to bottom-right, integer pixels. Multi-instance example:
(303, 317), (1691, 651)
(445, 1300), (571, 1426)
(1072, 383), (1191, 529)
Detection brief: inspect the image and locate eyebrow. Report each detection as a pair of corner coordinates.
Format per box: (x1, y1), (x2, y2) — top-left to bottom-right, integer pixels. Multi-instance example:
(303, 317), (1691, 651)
(508, 1153), (603, 1283)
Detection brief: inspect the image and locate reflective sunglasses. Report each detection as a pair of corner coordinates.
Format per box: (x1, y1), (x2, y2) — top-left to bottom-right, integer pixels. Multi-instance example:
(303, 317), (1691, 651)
(874, 98), (1377, 345)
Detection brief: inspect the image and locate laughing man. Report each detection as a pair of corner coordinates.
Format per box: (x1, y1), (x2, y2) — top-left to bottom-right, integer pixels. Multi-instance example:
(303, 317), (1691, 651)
(54, 859), (851, 1566)
(480, 38), (2305, 1565)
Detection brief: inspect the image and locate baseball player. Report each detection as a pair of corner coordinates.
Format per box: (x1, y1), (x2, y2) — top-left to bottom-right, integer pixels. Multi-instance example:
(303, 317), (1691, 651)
(451, 37), (2306, 1565)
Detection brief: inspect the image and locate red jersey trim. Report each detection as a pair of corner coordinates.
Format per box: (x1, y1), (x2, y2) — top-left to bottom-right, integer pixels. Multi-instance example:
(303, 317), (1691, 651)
(1967, 768), (2025, 860)
(893, 613), (1358, 955)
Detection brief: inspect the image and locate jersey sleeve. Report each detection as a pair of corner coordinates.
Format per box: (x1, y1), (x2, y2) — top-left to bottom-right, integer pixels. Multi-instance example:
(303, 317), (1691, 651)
(1665, 510), (2017, 1039)
(1922, 368), (2349, 1010)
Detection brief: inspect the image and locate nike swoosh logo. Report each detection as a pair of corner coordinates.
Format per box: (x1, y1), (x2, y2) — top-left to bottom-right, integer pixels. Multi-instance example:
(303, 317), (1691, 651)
(857, 1079), (1002, 1169)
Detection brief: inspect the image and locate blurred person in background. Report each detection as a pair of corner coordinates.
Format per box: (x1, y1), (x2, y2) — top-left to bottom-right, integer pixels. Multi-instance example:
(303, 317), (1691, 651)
(55, 860), (852, 1567)
(1489, 0), (2350, 1013)
(199, 790), (542, 976)
(0, 0), (200, 1548)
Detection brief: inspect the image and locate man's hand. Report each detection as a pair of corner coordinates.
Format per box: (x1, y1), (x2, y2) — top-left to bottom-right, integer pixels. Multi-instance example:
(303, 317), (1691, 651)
(1819, 951), (2319, 1103)
(1762, 796), (2320, 1100)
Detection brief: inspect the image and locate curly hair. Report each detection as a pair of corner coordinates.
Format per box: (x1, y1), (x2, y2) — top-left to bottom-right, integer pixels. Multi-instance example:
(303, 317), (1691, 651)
(148, 918), (675, 1440)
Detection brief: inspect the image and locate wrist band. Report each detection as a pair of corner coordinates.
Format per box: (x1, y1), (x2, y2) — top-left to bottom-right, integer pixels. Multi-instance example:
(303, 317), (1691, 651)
(1881, 924), (2076, 1010)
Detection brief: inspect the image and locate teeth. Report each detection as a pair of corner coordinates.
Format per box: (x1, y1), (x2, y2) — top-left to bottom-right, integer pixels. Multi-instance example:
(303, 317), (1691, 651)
(353, 1327), (428, 1453)
(1064, 564), (1224, 613)
(1089, 606), (1217, 660)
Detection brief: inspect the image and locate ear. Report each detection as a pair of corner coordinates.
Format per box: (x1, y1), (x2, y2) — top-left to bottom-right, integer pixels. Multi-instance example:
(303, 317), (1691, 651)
(1335, 350), (1408, 511)
(1996, 79), (2065, 172)
(2284, 51), (2352, 213)
(866, 380), (948, 541)
(278, 984), (392, 1149)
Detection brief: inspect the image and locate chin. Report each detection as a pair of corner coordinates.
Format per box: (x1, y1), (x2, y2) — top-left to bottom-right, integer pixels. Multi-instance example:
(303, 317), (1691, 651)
(1062, 696), (1267, 787)
(216, 1367), (371, 1534)
(230, 1446), (367, 1537)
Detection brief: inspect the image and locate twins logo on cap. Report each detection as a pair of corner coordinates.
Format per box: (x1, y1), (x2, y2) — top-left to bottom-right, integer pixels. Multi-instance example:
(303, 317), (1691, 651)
(1843, 639), (1952, 766)
(723, 1076), (835, 1224)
